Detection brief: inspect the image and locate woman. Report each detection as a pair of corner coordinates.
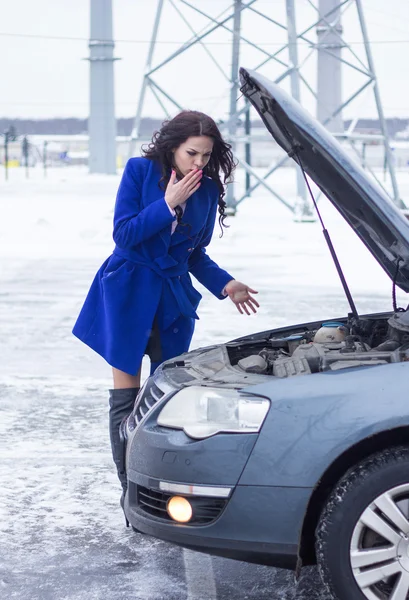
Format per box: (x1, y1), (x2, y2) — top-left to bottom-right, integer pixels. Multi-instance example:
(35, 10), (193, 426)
(72, 110), (259, 514)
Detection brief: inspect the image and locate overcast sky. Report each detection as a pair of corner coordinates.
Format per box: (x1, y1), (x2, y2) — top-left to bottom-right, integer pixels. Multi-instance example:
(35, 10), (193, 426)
(1, 0), (409, 121)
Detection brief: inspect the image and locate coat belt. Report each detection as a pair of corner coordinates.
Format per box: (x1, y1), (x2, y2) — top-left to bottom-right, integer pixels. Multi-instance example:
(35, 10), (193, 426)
(113, 247), (199, 324)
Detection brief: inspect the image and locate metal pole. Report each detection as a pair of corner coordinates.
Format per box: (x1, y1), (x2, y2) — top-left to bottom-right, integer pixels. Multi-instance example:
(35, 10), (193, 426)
(128, 0), (165, 157)
(286, 0), (313, 220)
(355, 0), (402, 207)
(317, 0), (343, 133)
(22, 136), (29, 179)
(88, 0), (118, 174)
(225, 0), (242, 212)
(244, 99), (251, 194)
(43, 141), (48, 178)
(361, 141), (366, 169)
(4, 132), (8, 181)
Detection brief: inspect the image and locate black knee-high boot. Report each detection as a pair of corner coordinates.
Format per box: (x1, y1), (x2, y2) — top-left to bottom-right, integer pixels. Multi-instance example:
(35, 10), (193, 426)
(108, 387), (139, 519)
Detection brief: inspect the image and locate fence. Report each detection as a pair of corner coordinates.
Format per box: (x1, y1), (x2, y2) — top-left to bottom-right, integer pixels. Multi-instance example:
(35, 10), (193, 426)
(2, 134), (409, 180)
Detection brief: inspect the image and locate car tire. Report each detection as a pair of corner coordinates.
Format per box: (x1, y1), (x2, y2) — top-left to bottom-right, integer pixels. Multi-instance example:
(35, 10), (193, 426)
(316, 446), (409, 600)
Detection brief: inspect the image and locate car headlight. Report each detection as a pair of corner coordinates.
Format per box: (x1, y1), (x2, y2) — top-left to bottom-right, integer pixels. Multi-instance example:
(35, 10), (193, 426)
(157, 386), (270, 439)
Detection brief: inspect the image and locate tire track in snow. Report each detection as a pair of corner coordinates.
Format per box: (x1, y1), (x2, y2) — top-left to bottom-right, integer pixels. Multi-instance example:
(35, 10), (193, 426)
(184, 549), (217, 600)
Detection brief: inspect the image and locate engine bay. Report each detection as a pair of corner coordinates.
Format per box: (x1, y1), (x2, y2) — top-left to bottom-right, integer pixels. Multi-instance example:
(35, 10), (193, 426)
(228, 311), (409, 379)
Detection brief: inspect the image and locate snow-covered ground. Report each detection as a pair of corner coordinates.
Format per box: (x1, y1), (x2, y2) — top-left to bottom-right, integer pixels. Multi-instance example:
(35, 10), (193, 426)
(1, 165), (408, 599)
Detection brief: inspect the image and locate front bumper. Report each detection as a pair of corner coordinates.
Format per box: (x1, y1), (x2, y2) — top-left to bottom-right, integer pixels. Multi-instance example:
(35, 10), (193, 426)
(123, 374), (311, 569)
(125, 382), (260, 486)
(125, 471), (311, 569)
(125, 404), (311, 570)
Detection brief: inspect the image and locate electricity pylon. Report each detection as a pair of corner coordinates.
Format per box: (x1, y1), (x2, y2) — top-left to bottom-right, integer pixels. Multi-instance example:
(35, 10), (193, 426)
(128, 0), (402, 217)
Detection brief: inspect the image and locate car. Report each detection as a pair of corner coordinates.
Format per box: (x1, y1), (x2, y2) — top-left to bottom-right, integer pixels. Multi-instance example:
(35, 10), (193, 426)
(120, 67), (409, 600)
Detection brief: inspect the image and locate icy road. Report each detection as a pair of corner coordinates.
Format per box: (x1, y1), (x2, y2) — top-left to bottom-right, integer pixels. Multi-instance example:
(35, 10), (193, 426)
(1, 166), (408, 600)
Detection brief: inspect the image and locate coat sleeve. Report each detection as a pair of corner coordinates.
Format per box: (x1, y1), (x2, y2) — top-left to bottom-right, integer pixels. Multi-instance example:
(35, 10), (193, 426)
(188, 194), (234, 299)
(112, 158), (175, 248)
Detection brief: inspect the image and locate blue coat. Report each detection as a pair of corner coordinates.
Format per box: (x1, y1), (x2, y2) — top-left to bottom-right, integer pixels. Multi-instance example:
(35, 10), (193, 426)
(72, 157), (234, 375)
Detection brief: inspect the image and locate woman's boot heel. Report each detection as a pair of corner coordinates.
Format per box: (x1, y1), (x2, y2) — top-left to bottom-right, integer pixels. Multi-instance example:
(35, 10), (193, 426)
(120, 492), (129, 528)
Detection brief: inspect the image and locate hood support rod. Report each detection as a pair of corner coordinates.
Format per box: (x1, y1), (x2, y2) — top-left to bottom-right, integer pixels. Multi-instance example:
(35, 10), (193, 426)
(291, 146), (359, 320)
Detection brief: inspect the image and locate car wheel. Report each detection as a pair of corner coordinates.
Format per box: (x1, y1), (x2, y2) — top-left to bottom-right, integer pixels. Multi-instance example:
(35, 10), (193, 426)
(316, 447), (409, 600)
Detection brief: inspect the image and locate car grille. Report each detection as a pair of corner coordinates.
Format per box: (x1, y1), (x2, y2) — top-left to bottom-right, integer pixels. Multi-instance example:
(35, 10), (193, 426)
(133, 382), (165, 425)
(136, 485), (227, 526)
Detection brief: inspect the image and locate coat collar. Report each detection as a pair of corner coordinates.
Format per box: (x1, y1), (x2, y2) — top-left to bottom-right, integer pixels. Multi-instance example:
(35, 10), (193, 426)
(170, 188), (207, 246)
(149, 162), (211, 247)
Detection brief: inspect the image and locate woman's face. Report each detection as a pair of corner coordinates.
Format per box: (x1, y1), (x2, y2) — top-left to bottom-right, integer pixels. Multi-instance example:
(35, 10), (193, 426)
(172, 136), (214, 177)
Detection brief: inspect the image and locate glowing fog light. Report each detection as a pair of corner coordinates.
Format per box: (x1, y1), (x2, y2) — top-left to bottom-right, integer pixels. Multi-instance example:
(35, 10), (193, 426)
(167, 496), (193, 523)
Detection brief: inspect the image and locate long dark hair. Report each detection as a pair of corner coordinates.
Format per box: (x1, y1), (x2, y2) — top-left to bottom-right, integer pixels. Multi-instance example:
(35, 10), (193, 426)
(142, 110), (236, 236)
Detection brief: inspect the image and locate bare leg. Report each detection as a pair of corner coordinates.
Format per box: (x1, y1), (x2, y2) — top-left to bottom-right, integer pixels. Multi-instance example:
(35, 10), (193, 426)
(112, 366), (142, 389)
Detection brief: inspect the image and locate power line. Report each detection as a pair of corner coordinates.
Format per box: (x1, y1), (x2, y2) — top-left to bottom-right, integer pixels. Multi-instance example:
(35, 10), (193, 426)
(365, 5), (409, 25)
(2, 100), (409, 111)
(0, 102), (145, 106)
(1, 30), (409, 45)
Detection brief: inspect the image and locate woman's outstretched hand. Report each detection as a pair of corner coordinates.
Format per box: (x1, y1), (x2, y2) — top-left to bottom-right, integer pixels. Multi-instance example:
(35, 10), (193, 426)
(225, 280), (259, 315)
(165, 169), (203, 209)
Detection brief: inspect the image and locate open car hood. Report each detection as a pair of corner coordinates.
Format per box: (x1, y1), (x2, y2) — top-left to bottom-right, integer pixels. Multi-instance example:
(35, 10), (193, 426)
(240, 67), (409, 293)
